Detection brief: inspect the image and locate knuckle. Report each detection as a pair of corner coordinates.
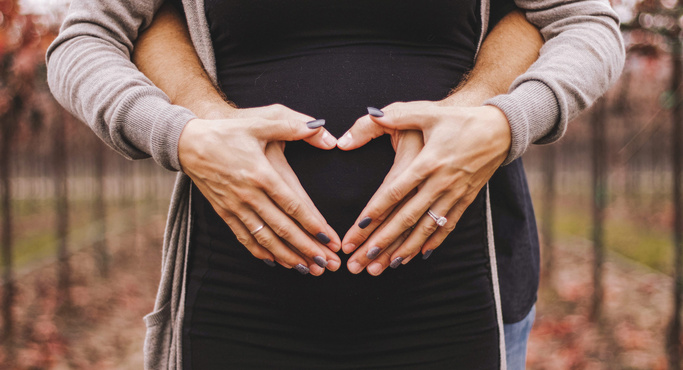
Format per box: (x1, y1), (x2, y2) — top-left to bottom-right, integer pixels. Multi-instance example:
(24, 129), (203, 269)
(443, 223), (457, 233)
(422, 222), (439, 235)
(271, 223), (292, 240)
(282, 198), (303, 218)
(255, 234), (275, 250)
(387, 185), (405, 203)
(400, 212), (420, 228)
(234, 231), (252, 247)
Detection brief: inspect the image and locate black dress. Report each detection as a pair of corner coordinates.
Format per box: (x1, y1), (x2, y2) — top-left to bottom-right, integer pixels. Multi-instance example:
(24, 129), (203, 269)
(182, 1), (525, 368)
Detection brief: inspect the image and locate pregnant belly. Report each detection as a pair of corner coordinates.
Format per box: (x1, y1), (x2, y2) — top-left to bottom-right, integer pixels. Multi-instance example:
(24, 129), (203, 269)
(218, 47), (468, 231)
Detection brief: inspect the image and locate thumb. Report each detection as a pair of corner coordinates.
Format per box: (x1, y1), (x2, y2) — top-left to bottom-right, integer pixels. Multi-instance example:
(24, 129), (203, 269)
(337, 112), (389, 151)
(250, 118), (325, 142)
(368, 105), (432, 131)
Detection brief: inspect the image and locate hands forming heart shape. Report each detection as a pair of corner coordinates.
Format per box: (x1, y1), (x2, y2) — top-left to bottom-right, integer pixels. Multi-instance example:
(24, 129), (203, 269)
(178, 100), (511, 277)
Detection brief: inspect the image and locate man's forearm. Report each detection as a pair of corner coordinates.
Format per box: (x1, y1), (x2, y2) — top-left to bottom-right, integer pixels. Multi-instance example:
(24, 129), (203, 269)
(133, 4), (230, 119)
(133, 7), (543, 117)
(445, 10), (543, 107)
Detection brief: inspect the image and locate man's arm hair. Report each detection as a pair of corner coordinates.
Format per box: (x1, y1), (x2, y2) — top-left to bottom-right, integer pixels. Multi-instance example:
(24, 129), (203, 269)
(133, 4), (232, 119)
(446, 10), (543, 106)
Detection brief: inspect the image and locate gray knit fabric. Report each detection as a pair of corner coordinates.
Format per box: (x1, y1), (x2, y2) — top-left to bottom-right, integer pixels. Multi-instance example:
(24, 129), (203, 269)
(45, 1), (624, 368)
(486, 0), (625, 164)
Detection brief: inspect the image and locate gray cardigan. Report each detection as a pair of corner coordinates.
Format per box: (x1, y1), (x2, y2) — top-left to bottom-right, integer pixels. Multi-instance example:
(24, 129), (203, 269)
(46, 1), (624, 368)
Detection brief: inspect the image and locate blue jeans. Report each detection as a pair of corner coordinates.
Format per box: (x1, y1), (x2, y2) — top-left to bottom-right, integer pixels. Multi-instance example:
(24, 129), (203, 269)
(504, 305), (536, 370)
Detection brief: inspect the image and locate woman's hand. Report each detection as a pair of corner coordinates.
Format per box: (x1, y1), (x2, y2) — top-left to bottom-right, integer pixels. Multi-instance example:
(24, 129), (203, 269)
(338, 101), (511, 275)
(179, 104), (342, 276)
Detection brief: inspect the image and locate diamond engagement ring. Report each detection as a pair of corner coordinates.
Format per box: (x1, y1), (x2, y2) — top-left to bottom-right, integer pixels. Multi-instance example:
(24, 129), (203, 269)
(250, 224), (265, 235)
(427, 210), (448, 227)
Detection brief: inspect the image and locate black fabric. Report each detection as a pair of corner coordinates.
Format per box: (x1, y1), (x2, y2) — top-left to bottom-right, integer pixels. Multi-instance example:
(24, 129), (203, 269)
(182, 0), (540, 368)
(186, 187), (498, 369)
(490, 159), (540, 323)
(488, 0), (519, 34)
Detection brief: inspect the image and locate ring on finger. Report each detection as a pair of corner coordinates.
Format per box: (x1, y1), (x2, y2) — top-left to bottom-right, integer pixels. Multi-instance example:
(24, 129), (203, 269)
(250, 224), (265, 235)
(427, 209), (448, 227)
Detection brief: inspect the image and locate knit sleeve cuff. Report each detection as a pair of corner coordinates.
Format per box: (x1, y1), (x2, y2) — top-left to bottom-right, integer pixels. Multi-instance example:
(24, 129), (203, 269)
(484, 80), (559, 165)
(114, 88), (197, 172)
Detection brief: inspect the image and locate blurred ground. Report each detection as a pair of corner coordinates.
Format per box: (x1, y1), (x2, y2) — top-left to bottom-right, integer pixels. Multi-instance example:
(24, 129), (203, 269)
(529, 237), (671, 369)
(0, 202), (672, 370)
(0, 213), (163, 369)
(0, 215), (675, 369)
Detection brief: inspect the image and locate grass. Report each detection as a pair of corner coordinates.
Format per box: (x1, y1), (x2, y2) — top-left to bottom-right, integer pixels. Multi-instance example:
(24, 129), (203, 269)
(1, 198), (168, 272)
(535, 195), (673, 274)
(2, 190), (676, 276)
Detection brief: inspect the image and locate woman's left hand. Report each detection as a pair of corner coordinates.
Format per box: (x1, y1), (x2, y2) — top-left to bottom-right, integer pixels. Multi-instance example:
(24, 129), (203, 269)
(339, 100), (512, 275)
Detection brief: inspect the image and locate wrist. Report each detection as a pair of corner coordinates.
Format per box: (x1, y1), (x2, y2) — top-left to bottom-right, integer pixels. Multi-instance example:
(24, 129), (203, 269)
(442, 83), (498, 108)
(191, 99), (239, 120)
(478, 105), (512, 160)
(177, 118), (207, 172)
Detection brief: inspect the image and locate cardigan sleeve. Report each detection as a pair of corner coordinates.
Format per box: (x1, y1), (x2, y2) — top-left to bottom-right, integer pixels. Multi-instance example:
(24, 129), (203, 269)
(46, 0), (197, 172)
(485, 0), (625, 165)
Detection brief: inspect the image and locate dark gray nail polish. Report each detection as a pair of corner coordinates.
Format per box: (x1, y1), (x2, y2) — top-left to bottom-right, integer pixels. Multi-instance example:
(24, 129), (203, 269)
(367, 107), (384, 117)
(294, 264), (310, 275)
(366, 247), (381, 260)
(306, 119), (326, 129)
(316, 232), (331, 244)
(358, 217), (372, 229)
(314, 256), (328, 268)
(390, 257), (403, 269)
(422, 250), (434, 260)
(263, 259), (276, 267)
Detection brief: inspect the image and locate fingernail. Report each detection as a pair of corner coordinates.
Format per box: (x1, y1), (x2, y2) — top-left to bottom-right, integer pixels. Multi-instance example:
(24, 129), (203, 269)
(337, 132), (352, 148)
(294, 264), (310, 275)
(367, 107), (384, 117)
(422, 250), (434, 260)
(366, 247), (381, 260)
(368, 262), (383, 276)
(322, 131), (337, 147)
(358, 217), (372, 229)
(316, 233), (331, 244)
(348, 261), (362, 274)
(263, 259), (276, 267)
(390, 257), (403, 269)
(306, 119), (326, 129)
(314, 256), (328, 268)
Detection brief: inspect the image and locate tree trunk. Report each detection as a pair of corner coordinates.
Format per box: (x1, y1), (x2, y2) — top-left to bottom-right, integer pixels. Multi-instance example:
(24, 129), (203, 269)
(1, 106), (16, 346)
(54, 110), (71, 309)
(591, 97), (608, 323)
(668, 36), (683, 370)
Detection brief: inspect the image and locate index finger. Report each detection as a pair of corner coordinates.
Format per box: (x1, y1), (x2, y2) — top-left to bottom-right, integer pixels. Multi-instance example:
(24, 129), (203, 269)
(341, 137), (425, 253)
(255, 160), (340, 249)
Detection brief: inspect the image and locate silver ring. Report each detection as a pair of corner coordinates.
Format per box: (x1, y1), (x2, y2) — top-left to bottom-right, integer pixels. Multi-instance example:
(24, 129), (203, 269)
(250, 224), (265, 235)
(427, 209), (448, 227)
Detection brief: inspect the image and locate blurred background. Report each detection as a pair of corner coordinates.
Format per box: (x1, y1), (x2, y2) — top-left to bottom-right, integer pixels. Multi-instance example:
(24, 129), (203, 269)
(0, 0), (680, 368)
